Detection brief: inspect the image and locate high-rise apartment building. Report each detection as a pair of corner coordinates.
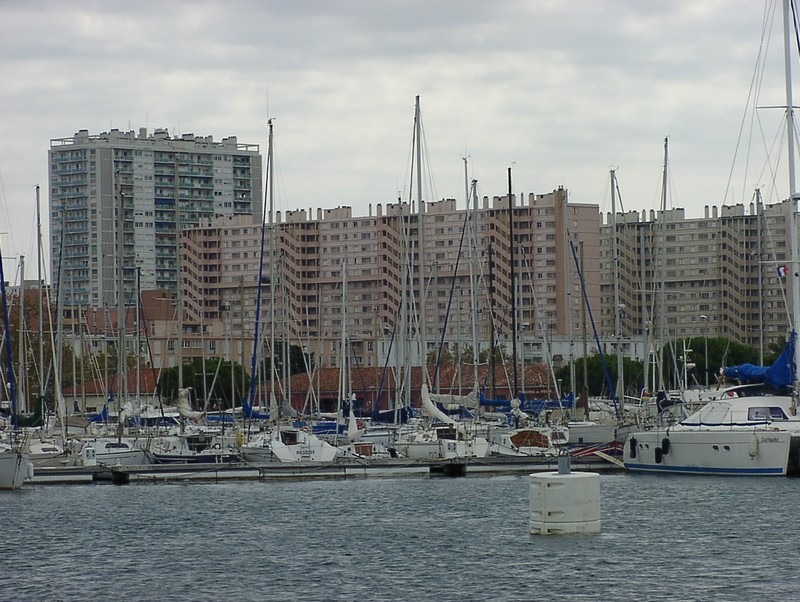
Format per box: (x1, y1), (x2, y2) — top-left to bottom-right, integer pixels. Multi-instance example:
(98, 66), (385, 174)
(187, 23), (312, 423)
(180, 188), (602, 371)
(599, 199), (794, 366)
(48, 128), (262, 309)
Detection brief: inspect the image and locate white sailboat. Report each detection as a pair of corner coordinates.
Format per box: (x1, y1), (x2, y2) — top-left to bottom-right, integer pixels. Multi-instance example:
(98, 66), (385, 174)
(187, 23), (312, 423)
(623, 0), (800, 476)
(0, 234), (33, 489)
(237, 118), (340, 465)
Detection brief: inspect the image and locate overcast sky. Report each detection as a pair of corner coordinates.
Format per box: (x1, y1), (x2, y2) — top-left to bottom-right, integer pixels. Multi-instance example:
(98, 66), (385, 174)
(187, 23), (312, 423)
(0, 0), (795, 282)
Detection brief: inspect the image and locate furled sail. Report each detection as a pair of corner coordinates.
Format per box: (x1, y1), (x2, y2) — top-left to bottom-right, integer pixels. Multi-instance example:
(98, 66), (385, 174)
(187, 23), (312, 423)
(176, 387), (204, 420)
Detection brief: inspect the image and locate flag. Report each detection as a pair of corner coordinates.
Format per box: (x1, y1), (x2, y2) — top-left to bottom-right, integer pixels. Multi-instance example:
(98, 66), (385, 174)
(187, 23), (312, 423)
(778, 265), (788, 277)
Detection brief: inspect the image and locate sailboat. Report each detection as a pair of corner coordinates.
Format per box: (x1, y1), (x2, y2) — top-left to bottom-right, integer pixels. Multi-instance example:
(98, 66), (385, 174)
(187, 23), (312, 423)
(239, 118), (339, 464)
(0, 237), (34, 489)
(623, 0), (800, 476)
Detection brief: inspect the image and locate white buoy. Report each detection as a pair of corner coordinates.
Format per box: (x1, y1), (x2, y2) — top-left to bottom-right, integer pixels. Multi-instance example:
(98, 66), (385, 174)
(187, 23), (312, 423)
(529, 453), (601, 535)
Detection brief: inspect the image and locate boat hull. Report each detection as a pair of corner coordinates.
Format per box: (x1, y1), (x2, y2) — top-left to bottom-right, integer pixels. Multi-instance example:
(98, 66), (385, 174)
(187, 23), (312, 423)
(241, 428), (340, 463)
(0, 450), (33, 489)
(395, 437), (490, 460)
(623, 429), (794, 476)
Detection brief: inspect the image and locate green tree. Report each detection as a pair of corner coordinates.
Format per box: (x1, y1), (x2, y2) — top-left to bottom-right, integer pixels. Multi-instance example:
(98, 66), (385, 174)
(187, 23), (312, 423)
(158, 358), (249, 408)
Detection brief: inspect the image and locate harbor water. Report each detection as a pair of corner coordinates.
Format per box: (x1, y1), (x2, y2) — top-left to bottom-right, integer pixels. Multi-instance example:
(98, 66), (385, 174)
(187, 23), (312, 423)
(1, 473), (798, 601)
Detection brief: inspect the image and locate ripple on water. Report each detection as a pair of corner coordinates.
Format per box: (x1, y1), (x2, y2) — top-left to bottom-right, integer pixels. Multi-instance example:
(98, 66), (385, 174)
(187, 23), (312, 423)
(1, 475), (798, 601)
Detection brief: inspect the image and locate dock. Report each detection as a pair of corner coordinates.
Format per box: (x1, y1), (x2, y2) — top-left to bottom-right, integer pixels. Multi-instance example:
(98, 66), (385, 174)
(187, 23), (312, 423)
(29, 453), (622, 485)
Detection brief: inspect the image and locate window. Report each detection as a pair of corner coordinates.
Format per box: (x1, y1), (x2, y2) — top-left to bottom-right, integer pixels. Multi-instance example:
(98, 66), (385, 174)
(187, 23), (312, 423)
(748, 406), (788, 421)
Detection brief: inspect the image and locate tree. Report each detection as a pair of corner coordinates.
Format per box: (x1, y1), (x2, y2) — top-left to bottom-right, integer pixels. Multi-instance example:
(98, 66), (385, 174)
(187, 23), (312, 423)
(557, 337), (766, 398)
(158, 358), (249, 408)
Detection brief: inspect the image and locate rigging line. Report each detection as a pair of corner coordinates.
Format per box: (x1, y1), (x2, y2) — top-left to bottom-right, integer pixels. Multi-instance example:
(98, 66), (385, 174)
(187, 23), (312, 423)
(432, 205), (470, 389)
(247, 119), (272, 411)
(568, 240), (618, 417)
(0, 169), (18, 258)
(517, 242), (559, 400)
(727, 0), (776, 207)
(418, 115), (437, 204)
(756, 191), (792, 323)
(752, 106), (785, 205)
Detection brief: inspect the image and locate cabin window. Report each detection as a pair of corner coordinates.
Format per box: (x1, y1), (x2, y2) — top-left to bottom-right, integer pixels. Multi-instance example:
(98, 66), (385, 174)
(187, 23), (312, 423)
(748, 406), (788, 421)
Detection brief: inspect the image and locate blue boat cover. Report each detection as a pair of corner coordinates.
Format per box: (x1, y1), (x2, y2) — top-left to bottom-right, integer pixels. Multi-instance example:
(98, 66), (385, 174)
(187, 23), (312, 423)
(241, 399), (269, 420)
(724, 331), (795, 389)
(479, 390), (574, 415)
(88, 402), (109, 423)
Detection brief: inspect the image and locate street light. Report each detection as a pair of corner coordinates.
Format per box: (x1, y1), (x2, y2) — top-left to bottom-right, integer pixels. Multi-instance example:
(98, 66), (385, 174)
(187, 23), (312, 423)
(699, 315), (709, 387)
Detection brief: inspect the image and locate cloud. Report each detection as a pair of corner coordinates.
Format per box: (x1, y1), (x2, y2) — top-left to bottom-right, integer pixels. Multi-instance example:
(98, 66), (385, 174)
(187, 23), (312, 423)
(0, 0), (790, 278)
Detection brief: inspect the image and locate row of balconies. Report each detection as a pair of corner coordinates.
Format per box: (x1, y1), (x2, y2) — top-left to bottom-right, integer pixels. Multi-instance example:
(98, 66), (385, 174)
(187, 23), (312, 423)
(178, 192), (213, 202)
(54, 155), (86, 163)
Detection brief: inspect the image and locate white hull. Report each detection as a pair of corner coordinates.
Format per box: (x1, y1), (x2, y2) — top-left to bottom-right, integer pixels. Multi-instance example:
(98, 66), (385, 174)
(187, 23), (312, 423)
(80, 438), (151, 467)
(395, 437), (490, 460)
(242, 428), (340, 463)
(624, 429), (795, 476)
(567, 422), (617, 446)
(0, 449), (33, 489)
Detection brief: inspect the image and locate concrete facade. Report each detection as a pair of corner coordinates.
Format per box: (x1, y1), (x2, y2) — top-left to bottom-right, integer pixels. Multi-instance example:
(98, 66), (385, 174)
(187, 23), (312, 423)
(48, 128), (262, 309)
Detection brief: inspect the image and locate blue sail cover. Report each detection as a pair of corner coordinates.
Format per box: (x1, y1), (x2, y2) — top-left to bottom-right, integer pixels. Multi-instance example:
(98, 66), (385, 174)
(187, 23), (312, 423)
(479, 390), (574, 415)
(241, 399), (269, 420)
(724, 332), (795, 389)
(88, 402), (109, 423)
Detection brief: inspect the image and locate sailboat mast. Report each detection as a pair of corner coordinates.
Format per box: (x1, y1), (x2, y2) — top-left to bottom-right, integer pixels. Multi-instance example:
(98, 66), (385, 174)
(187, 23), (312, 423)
(36, 185), (44, 409)
(783, 0), (800, 394)
(657, 137), (668, 392)
(247, 119), (272, 414)
(0, 246), (17, 430)
(268, 119), (278, 421)
(414, 96), (426, 371)
(756, 188), (765, 365)
(117, 186), (125, 432)
(18, 256), (25, 413)
(508, 167), (519, 398)
(465, 160), (480, 388)
(611, 170), (624, 414)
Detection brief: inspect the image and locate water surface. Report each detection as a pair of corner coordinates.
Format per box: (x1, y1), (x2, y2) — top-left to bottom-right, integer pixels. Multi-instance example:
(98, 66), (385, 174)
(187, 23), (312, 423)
(1, 473), (796, 601)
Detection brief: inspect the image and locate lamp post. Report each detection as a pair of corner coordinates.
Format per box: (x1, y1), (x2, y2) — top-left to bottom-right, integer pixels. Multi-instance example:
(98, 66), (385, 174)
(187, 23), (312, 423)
(700, 315), (709, 387)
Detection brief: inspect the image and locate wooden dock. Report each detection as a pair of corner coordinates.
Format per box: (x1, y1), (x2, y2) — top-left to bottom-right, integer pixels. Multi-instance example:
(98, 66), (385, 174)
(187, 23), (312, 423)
(29, 453), (622, 485)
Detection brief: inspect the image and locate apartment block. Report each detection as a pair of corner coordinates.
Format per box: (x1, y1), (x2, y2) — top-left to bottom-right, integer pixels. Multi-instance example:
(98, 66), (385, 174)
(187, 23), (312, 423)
(599, 199), (794, 361)
(48, 128), (262, 309)
(180, 188), (602, 371)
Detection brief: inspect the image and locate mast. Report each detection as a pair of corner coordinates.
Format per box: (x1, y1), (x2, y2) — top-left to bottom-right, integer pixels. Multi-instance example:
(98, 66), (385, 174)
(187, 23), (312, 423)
(611, 170), (624, 414)
(756, 188), (765, 365)
(465, 160), (480, 389)
(657, 137), (669, 392)
(36, 186), (44, 414)
(415, 96), (426, 372)
(116, 186), (125, 438)
(247, 118), (272, 418)
(488, 244), (496, 398)
(508, 167), (519, 398)
(564, 190), (575, 401)
(267, 119), (278, 421)
(580, 242), (589, 419)
(783, 0), (800, 396)
(0, 244), (17, 430)
(53, 200), (67, 436)
(338, 255), (348, 423)
(17, 256), (25, 413)
(135, 267), (141, 407)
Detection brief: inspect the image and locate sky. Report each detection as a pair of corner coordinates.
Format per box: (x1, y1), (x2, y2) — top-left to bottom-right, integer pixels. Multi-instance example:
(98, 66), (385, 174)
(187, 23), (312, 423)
(0, 0), (796, 282)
